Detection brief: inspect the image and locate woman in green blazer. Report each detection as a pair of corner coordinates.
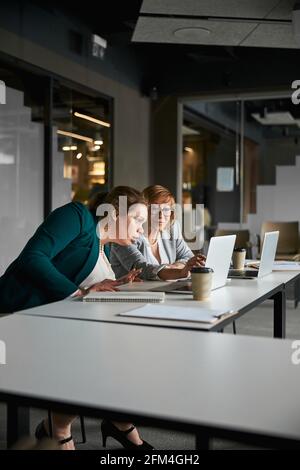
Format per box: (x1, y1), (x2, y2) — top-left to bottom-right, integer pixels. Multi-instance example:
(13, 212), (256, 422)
(0, 195), (144, 313)
(0, 186), (152, 450)
(0, 201), (98, 312)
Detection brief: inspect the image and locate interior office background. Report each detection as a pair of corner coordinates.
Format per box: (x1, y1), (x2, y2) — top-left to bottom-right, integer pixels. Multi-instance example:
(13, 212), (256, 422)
(1, 0), (300, 273)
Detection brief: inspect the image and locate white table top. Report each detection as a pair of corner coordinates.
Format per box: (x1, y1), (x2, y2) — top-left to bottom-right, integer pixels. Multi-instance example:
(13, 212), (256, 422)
(18, 271), (300, 331)
(0, 313), (300, 446)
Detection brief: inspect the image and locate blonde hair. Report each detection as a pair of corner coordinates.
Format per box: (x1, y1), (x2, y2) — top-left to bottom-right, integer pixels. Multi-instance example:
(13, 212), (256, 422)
(143, 185), (175, 205)
(143, 185), (175, 225)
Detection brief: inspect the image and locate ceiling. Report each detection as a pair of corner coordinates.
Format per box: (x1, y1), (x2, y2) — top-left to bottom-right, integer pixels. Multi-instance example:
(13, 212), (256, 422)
(31, 0), (300, 97)
(37, 0), (143, 45)
(133, 0), (297, 48)
(140, 0), (292, 19)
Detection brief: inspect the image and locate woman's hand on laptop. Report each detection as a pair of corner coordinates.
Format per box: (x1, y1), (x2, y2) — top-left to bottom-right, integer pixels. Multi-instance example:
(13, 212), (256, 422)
(115, 268), (143, 285)
(181, 255), (206, 277)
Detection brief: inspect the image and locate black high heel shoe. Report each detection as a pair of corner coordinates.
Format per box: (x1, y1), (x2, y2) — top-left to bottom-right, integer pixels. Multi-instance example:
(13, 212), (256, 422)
(35, 420), (73, 446)
(101, 420), (153, 450)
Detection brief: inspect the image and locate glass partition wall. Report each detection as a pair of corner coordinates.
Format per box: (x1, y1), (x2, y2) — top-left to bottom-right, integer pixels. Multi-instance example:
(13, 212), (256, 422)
(53, 83), (112, 206)
(0, 62), (45, 273)
(0, 56), (113, 274)
(182, 101), (242, 241)
(182, 95), (300, 245)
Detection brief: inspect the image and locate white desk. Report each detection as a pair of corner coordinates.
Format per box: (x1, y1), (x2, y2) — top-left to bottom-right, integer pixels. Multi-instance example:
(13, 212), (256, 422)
(1, 314), (300, 449)
(19, 271), (300, 338)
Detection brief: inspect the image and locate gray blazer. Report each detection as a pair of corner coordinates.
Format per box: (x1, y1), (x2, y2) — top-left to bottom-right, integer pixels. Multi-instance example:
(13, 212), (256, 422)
(110, 221), (193, 280)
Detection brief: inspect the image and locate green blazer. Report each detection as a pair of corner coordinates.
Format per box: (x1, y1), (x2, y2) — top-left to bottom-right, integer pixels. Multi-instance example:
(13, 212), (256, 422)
(0, 202), (99, 313)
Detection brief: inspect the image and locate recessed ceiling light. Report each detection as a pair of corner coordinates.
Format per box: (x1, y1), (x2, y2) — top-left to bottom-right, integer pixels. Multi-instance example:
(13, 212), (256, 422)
(173, 27), (211, 41)
(252, 112), (296, 126)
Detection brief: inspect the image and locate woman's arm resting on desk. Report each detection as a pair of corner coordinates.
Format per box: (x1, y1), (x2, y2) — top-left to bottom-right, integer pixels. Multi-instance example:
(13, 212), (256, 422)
(76, 269), (143, 296)
(111, 243), (205, 281)
(110, 243), (167, 280)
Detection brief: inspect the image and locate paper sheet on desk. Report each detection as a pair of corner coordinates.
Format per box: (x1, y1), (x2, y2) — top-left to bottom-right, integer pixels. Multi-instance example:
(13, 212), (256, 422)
(272, 262), (300, 271)
(118, 304), (231, 324)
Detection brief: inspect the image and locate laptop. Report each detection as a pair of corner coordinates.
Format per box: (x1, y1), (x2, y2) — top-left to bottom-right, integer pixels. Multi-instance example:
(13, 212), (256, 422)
(228, 231), (279, 279)
(152, 235), (236, 294)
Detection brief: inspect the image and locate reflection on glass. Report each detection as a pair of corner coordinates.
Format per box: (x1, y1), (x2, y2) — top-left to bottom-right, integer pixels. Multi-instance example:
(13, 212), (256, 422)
(182, 102), (240, 226)
(0, 86), (44, 273)
(53, 83), (112, 205)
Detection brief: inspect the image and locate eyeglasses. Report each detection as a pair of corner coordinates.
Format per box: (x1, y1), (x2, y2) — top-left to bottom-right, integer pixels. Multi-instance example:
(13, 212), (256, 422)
(150, 206), (173, 216)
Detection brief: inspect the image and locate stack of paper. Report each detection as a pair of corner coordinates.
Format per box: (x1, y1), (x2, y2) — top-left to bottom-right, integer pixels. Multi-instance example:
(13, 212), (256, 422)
(273, 261), (300, 271)
(118, 304), (232, 323)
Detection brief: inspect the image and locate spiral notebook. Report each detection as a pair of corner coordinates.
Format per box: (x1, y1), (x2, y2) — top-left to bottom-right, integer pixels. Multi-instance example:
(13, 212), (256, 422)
(82, 291), (165, 303)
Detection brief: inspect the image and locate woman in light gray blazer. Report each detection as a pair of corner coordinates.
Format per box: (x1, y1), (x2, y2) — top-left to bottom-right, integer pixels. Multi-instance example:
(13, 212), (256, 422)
(110, 185), (205, 280)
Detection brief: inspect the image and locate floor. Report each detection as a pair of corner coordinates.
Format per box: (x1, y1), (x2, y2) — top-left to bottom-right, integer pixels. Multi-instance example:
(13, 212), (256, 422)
(0, 298), (299, 450)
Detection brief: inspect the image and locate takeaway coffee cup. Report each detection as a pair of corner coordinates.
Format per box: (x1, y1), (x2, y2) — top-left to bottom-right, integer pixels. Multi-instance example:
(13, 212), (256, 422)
(191, 267), (214, 301)
(232, 248), (246, 270)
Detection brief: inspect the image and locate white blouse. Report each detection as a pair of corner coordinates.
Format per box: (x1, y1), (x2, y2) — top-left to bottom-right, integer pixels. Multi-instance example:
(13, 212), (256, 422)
(79, 250), (115, 290)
